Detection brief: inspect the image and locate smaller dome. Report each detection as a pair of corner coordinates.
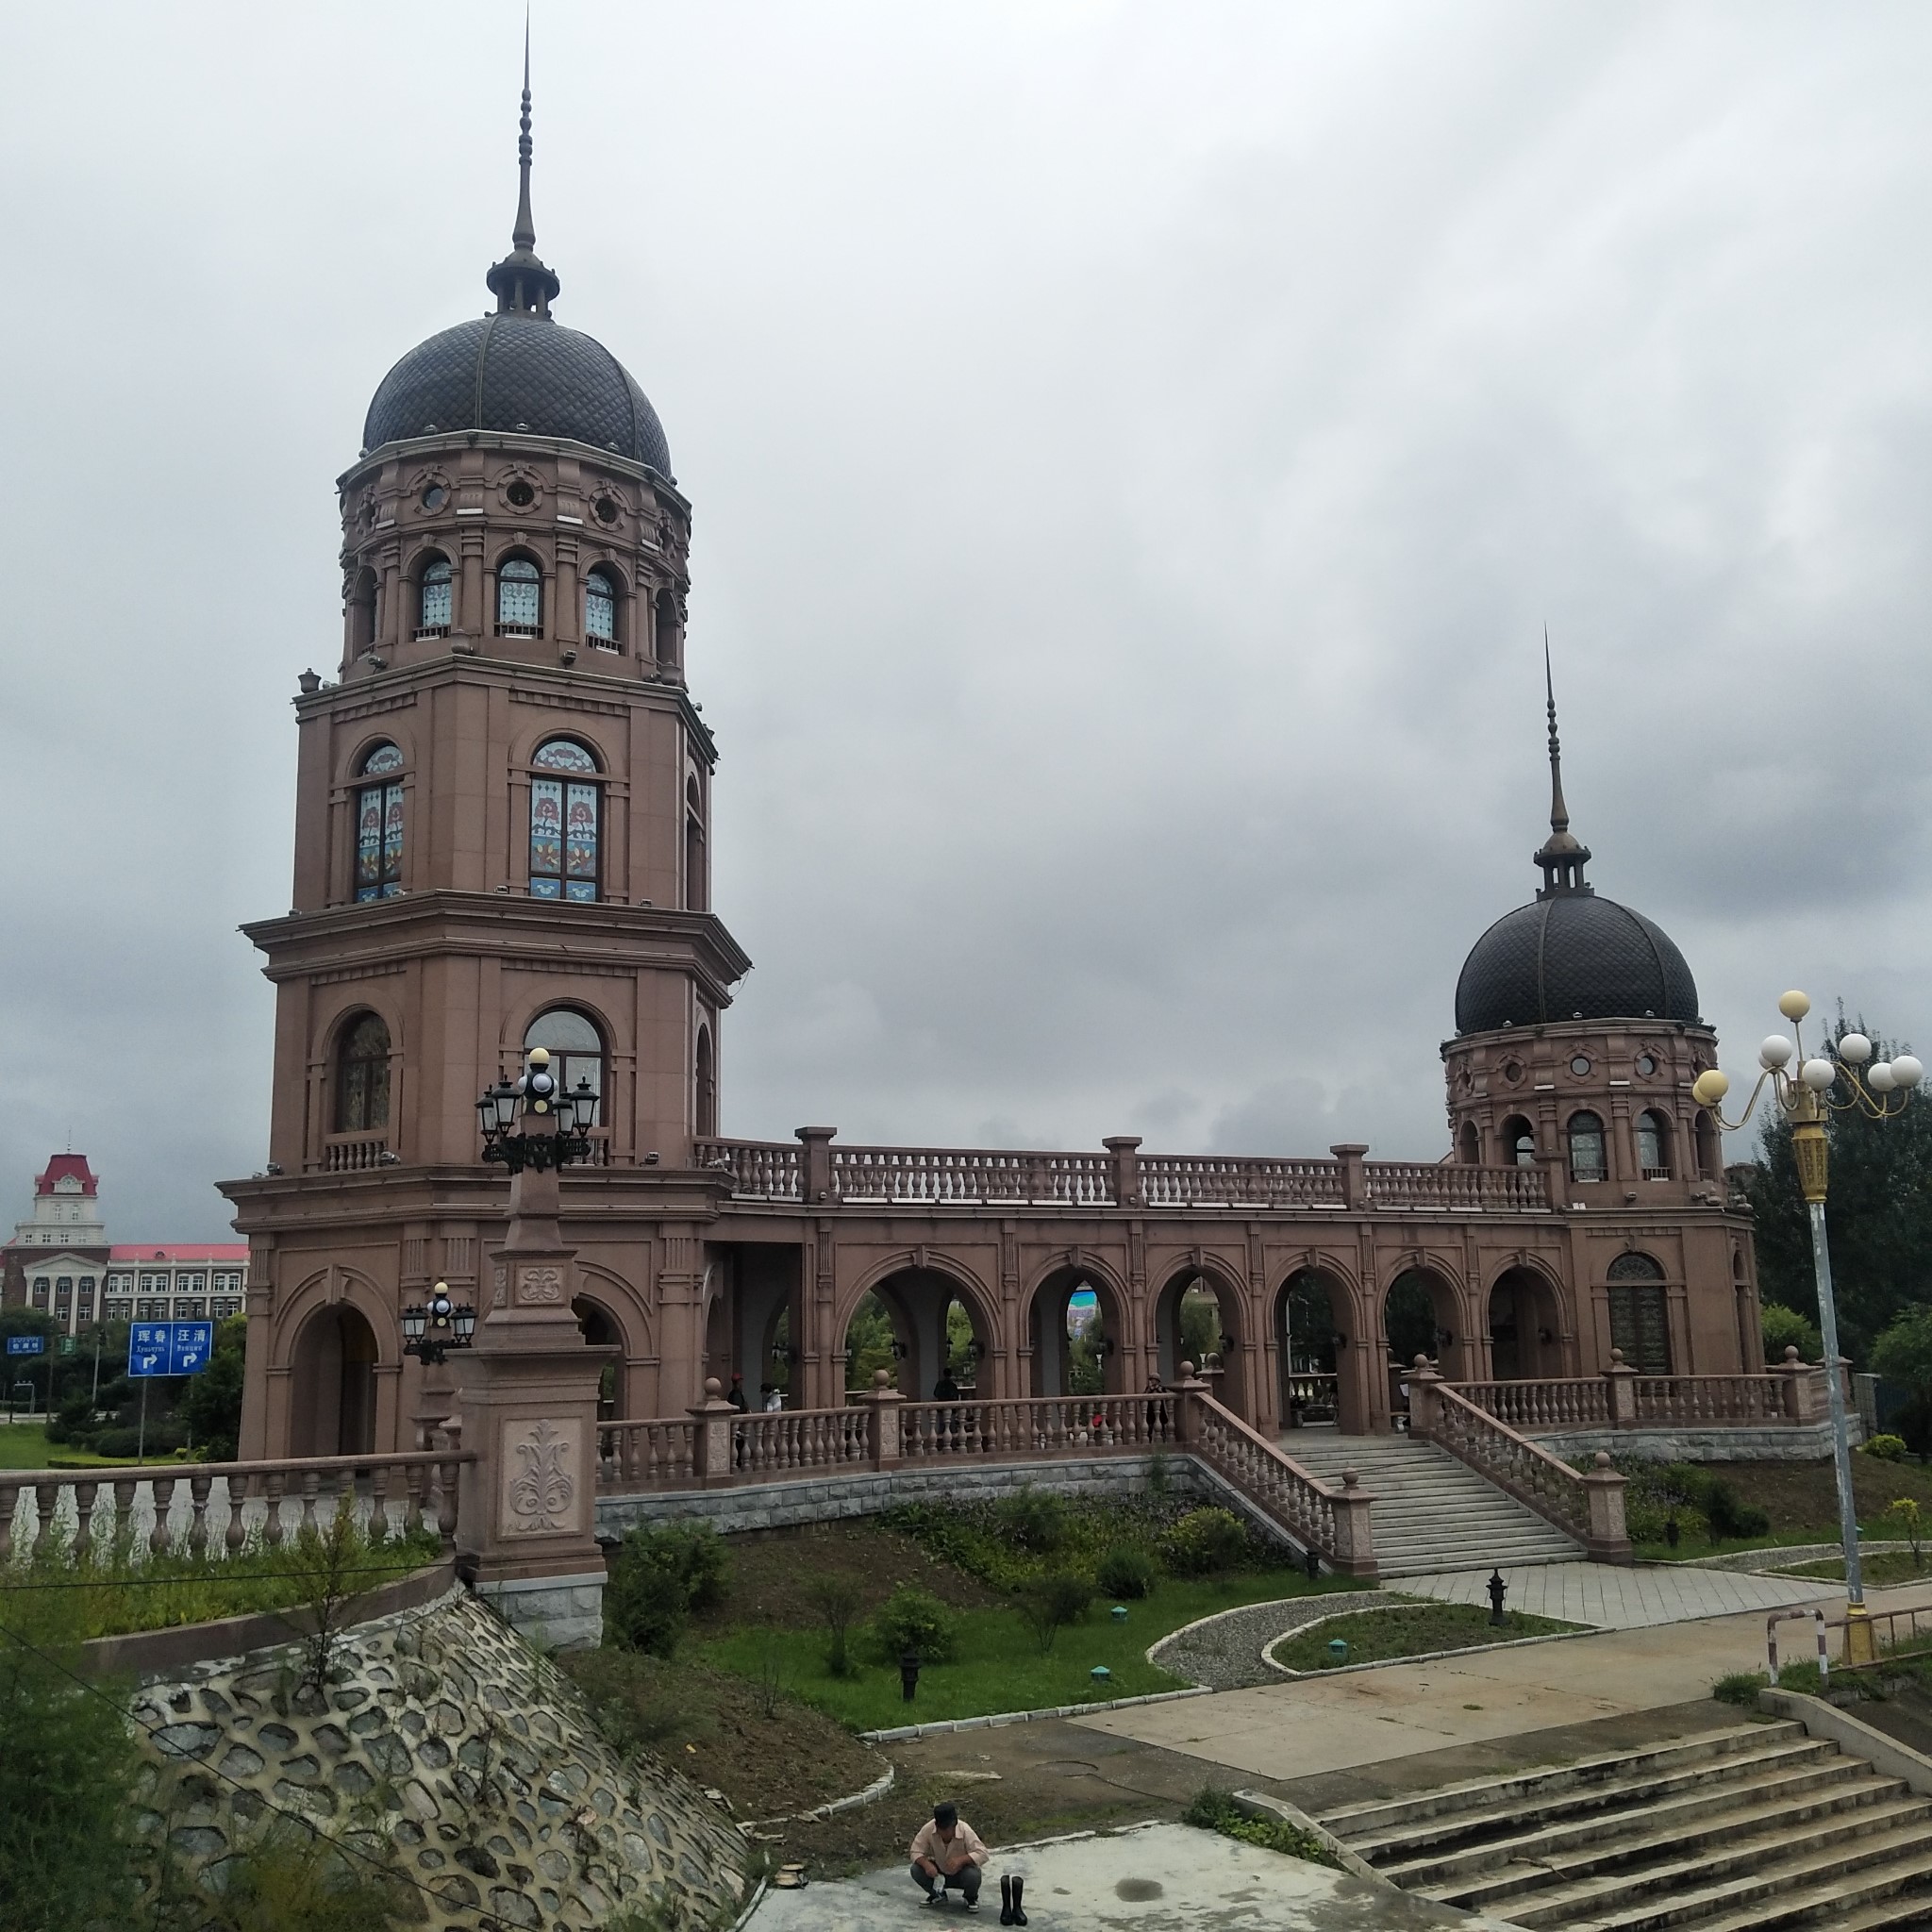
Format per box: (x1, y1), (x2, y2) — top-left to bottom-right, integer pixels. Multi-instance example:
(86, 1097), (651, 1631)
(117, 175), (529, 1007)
(1456, 892), (1701, 1035)
(363, 314), (672, 476)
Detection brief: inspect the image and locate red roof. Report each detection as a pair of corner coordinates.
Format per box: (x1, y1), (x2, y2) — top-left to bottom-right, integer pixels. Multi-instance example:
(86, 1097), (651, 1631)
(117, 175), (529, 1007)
(108, 1244), (248, 1262)
(35, 1155), (98, 1197)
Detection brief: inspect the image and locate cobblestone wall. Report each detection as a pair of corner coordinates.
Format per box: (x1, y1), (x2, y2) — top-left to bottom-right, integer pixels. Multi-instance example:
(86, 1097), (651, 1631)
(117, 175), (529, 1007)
(129, 1587), (746, 1930)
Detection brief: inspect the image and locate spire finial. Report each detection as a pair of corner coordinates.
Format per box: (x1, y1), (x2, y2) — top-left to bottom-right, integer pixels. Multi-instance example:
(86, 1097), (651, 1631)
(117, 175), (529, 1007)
(487, 14), (561, 318)
(1533, 631), (1592, 899)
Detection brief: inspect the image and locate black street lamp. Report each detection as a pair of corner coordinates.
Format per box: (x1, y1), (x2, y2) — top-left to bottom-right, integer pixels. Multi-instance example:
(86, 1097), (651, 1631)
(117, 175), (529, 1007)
(403, 1280), (476, 1367)
(476, 1048), (600, 1174)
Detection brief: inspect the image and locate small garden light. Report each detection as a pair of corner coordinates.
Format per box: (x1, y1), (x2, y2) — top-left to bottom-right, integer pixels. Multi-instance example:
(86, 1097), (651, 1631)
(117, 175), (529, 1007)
(1090, 1665), (1111, 1686)
(1327, 1638), (1349, 1664)
(1110, 1605), (1128, 1623)
(900, 1650), (921, 1702)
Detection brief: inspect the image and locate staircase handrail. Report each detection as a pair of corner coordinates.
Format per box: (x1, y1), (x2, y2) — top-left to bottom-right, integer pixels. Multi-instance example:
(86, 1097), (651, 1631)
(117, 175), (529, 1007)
(1417, 1373), (1630, 1561)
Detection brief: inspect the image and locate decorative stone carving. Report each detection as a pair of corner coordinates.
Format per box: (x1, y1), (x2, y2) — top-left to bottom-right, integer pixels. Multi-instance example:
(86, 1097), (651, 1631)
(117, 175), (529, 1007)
(516, 1263), (564, 1306)
(503, 1418), (581, 1535)
(491, 1265), (508, 1309)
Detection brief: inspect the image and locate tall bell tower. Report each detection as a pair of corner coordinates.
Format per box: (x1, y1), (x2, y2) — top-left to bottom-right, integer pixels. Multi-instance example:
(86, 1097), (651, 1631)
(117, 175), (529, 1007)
(224, 68), (748, 1458)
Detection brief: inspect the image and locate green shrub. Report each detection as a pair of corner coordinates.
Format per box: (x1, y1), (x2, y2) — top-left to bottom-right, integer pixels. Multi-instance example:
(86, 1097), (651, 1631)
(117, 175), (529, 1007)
(806, 1575), (864, 1676)
(1863, 1433), (1908, 1462)
(1703, 1481), (1771, 1543)
(996, 1485), (1069, 1554)
(1095, 1544), (1157, 1600)
(1159, 1507), (1250, 1576)
(872, 1585), (958, 1664)
(1711, 1670), (1769, 1707)
(1180, 1786), (1339, 1868)
(1016, 1571), (1094, 1656)
(605, 1523), (731, 1657)
(1760, 1302), (1822, 1366)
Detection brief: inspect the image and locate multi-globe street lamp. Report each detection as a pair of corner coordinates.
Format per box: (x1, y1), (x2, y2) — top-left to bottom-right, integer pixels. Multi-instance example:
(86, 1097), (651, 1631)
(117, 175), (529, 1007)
(402, 1280), (476, 1366)
(476, 1046), (600, 1174)
(1691, 991), (1923, 1653)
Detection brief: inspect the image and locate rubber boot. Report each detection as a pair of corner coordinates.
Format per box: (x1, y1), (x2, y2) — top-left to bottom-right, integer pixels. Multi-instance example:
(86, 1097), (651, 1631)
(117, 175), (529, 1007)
(1000, 1874), (1014, 1925)
(1010, 1875), (1027, 1926)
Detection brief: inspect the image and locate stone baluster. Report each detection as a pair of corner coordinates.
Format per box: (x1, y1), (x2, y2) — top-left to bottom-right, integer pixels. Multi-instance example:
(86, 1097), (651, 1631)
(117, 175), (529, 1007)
(188, 1474), (212, 1555)
(436, 1459), (459, 1541)
(72, 1481), (98, 1564)
(148, 1477), (176, 1557)
(402, 1463), (425, 1538)
(263, 1472), (287, 1546)
(113, 1477), (137, 1549)
(369, 1463), (391, 1542)
(225, 1474), (249, 1553)
(298, 1471), (322, 1537)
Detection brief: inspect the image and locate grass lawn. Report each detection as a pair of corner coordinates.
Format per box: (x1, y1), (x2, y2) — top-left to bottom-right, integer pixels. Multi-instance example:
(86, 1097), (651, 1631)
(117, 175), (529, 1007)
(697, 1570), (1333, 1729)
(0, 1423), (181, 1472)
(1775, 1550), (1932, 1587)
(1270, 1601), (1584, 1673)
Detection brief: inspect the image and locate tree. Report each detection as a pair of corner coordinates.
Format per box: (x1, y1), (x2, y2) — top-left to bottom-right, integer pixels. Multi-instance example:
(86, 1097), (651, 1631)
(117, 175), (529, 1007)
(1738, 1012), (1932, 1358)
(179, 1314), (247, 1460)
(1872, 1305), (1932, 1455)
(1758, 1302), (1822, 1365)
(843, 1293), (899, 1391)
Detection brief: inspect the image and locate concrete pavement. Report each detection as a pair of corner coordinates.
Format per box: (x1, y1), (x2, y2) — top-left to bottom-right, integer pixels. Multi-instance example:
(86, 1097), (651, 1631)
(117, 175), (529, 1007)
(1395, 1557), (1830, 1628)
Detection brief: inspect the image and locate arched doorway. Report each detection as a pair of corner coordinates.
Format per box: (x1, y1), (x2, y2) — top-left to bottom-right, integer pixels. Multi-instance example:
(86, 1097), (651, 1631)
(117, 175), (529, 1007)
(1154, 1268), (1248, 1419)
(1276, 1267), (1365, 1432)
(1384, 1267), (1461, 1421)
(1026, 1267), (1126, 1398)
(844, 1269), (991, 1399)
(574, 1296), (622, 1423)
(1486, 1268), (1562, 1381)
(290, 1305), (378, 1457)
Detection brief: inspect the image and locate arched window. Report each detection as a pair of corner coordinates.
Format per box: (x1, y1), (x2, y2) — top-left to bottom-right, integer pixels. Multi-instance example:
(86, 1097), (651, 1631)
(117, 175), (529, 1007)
(417, 556), (452, 636)
(354, 743), (405, 901)
(694, 1026), (717, 1138)
(1458, 1121), (1480, 1164)
(1695, 1110), (1720, 1179)
(585, 568), (618, 650)
(1637, 1110), (1672, 1178)
(654, 587), (679, 666)
(685, 775), (706, 912)
(528, 740), (600, 901)
(497, 557), (542, 636)
(1607, 1253), (1671, 1373)
(335, 1013), (391, 1133)
(348, 567), (377, 655)
(524, 1008), (604, 1124)
(1567, 1110), (1607, 1183)
(1502, 1114), (1537, 1166)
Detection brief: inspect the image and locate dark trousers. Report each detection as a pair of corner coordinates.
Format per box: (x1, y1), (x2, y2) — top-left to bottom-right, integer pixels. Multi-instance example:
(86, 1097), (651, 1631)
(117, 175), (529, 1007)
(912, 1861), (981, 1902)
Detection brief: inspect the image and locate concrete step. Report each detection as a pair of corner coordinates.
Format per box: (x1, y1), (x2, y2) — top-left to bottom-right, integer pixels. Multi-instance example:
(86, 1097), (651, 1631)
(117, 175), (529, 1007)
(1320, 1724), (1809, 1840)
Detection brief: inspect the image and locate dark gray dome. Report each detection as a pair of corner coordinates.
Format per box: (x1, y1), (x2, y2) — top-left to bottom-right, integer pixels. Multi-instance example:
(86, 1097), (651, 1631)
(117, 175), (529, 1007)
(363, 314), (672, 477)
(1456, 891), (1701, 1036)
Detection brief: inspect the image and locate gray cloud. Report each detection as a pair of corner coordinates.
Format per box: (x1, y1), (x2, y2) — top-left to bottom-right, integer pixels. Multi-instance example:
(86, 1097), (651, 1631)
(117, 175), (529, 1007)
(3, 2), (1930, 1235)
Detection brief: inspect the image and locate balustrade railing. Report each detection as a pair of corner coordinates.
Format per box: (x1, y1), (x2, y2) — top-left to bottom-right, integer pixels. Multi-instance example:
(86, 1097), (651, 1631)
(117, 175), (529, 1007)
(692, 1139), (802, 1199)
(320, 1134), (389, 1174)
(1632, 1374), (1787, 1426)
(732, 1406), (872, 1477)
(897, 1394), (1176, 1460)
(596, 1418), (699, 1490)
(1424, 1382), (1598, 1545)
(1365, 1161), (1551, 1211)
(1187, 1399), (1374, 1574)
(1283, 1372), (1341, 1420)
(0, 1450), (468, 1566)
(1138, 1155), (1345, 1208)
(830, 1147), (1115, 1206)
(1451, 1379), (1610, 1430)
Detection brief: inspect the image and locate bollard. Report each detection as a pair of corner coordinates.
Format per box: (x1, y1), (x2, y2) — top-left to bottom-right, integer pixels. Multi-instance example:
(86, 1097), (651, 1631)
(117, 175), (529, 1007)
(1488, 1569), (1507, 1626)
(900, 1651), (922, 1702)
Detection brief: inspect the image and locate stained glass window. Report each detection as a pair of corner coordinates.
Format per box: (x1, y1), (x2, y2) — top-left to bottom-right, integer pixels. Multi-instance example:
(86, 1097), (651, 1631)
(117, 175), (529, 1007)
(525, 1008), (604, 1124)
(1637, 1111), (1671, 1176)
(585, 569), (617, 647)
(336, 1013), (391, 1132)
(419, 557), (453, 631)
(498, 557), (541, 633)
(1567, 1110), (1607, 1183)
(1607, 1255), (1671, 1373)
(530, 741), (601, 901)
(355, 743), (405, 901)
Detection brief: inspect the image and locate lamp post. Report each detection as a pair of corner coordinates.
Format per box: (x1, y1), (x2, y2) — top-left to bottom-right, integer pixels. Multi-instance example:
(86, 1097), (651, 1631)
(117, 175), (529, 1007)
(402, 1280), (477, 1368)
(476, 1048), (600, 1174)
(1690, 991), (1923, 1654)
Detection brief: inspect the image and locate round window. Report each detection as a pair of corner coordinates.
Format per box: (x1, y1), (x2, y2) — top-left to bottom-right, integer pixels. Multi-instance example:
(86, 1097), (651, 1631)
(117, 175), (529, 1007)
(1569, 1055), (1592, 1076)
(1636, 1054), (1657, 1077)
(1501, 1058), (1524, 1085)
(594, 495), (621, 525)
(507, 479), (536, 508)
(422, 483), (448, 512)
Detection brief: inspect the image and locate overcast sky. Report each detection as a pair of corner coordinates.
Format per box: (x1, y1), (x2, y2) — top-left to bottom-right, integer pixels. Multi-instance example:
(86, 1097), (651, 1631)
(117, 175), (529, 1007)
(4, 2), (1930, 1240)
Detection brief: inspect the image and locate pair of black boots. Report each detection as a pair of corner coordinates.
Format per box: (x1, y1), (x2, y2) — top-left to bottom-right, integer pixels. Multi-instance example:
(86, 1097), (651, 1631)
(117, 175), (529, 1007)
(999, 1873), (1027, 1924)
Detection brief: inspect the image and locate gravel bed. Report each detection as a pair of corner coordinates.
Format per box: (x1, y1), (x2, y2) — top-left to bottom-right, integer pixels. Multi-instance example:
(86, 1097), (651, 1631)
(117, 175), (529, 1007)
(1152, 1591), (1389, 1691)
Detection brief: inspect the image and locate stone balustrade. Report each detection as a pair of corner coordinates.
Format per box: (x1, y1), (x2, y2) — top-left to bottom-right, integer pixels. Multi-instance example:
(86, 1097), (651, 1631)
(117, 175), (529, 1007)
(1451, 1378), (1612, 1430)
(1447, 1348), (1830, 1433)
(0, 1449), (468, 1564)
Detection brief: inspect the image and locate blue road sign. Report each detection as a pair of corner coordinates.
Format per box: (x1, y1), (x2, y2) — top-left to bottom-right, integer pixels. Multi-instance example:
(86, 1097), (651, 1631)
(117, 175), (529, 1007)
(128, 1324), (171, 1377)
(6, 1335), (44, 1357)
(169, 1322), (214, 1375)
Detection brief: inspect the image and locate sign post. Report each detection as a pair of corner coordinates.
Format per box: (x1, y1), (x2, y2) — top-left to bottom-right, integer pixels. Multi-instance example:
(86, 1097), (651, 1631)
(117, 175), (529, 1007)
(6, 1336), (46, 1421)
(126, 1323), (212, 1463)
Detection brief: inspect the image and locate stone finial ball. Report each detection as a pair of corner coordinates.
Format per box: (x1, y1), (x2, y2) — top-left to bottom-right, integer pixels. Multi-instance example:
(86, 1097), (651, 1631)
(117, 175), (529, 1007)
(874, 1368), (891, 1388)
(1594, 1451), (1612, 1468)
(1609, 1347), (1625, 1364)
(1178, 1360), (1194, 1379)
(1341, 1469), (1360, 1489)
(704, 1377), (721, 1397)
(1414, 1353), (1431, 1369)
(1785, 1345), (1801, 1362)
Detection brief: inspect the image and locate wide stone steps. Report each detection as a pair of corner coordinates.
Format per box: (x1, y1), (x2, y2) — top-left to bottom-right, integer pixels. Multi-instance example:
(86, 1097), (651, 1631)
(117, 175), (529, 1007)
(1317, 1719), (1932, 1931)
(1288, 1434), (1582, 1576)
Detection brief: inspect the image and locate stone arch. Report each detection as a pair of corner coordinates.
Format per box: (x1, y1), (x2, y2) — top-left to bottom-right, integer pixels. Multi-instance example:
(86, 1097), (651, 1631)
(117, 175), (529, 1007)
(1487, 1261), (1566, 1380)
(1384, 1261), (1465, 1390)
(1500, 1113), (1538, 1165)
(288, 1301), (379, 1457)
(841, 1255), (998, 1400)
(572, 1293), (625, 1423)
(1458, 1120), (1481, 1164)
(1153, 1258), (1250, 1418)
(1274, 1264), (1368, 1434)
(1024, 1258), (1130, 1400)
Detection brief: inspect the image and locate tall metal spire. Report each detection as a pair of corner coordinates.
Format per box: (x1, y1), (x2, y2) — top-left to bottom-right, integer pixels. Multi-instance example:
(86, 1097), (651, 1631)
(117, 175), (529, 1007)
(487, 15), (561, 318)
(1533, 631), (1592, 898)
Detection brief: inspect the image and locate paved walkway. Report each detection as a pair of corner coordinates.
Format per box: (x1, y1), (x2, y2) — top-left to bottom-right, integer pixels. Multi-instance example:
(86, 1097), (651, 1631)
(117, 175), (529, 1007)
(1395, 1559), (1830, 1628)
(746, 1821), (1514, 1930)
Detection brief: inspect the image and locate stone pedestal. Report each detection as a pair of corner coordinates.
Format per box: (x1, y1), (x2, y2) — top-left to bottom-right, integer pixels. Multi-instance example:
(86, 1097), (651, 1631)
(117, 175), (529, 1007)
(453, 1137), (616, 1649)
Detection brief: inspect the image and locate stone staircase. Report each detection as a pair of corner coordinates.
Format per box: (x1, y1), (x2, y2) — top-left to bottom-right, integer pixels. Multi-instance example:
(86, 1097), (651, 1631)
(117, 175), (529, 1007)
(1288, 1432), (1581, 1577)
(1316, 1720), (1932, 1930)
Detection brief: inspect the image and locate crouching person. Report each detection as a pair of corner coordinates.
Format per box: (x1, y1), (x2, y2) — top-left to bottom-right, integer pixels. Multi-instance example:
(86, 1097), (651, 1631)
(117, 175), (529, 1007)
(909, 1801), (989, 1911)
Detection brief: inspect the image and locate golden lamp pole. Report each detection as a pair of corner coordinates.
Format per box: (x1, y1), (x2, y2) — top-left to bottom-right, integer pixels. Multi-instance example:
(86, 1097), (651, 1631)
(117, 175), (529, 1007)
(1690, 991), (1923, 1657)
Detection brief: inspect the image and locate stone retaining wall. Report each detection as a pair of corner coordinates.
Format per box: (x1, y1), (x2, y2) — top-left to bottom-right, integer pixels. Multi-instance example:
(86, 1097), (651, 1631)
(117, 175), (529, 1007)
(1529, 1422), (1849, 1463)
(129, 1587), (746, 1930)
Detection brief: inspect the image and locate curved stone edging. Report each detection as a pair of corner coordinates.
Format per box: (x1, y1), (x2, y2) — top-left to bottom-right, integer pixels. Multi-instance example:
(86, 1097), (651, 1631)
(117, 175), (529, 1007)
(1260, 1606), (1591, 1679)
(1674, 1541), (1914, 1575)
(860, 1685), (1209, 1744)
(1149, 1591), (1391, 1692)
(744, 1758), (895, 1828)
